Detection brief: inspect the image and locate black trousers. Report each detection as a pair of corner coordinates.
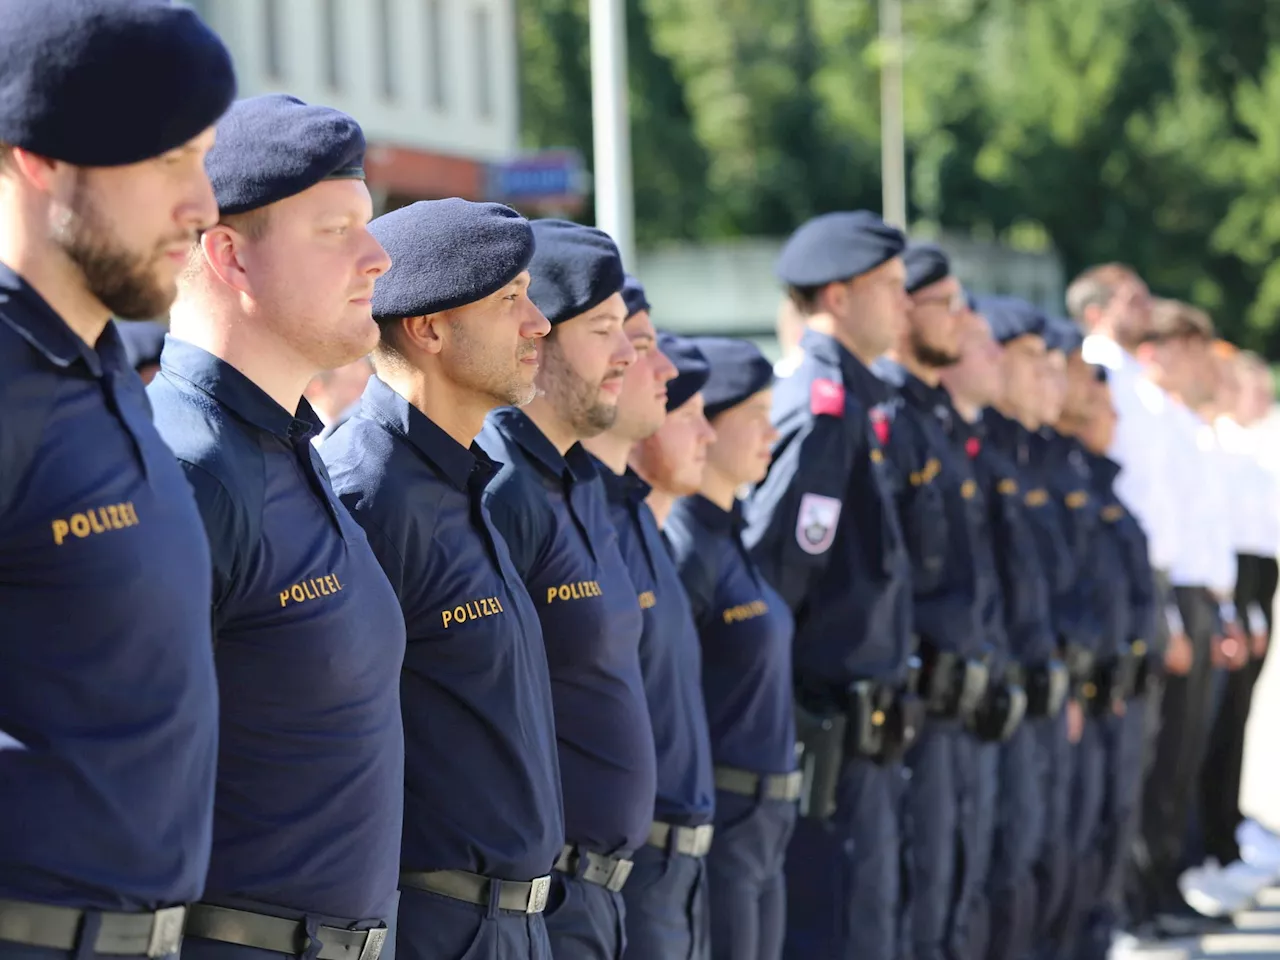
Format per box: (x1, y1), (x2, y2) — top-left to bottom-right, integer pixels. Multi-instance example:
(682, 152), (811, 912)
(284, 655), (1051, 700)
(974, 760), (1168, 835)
(1200, 554), (1278, 865)
(1134, 585), (1218, 917)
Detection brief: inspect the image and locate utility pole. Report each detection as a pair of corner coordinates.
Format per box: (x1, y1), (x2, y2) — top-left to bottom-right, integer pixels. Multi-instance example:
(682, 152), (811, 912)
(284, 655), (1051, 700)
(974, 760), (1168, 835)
(589, 0), (637, 269)
(879, 0), (907, 230)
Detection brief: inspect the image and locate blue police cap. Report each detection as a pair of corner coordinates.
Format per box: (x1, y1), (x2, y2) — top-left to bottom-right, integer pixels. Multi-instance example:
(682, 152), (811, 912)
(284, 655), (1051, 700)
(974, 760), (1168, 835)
(686, 336), (775, 421)
(973, 295), (1046, 345)
(1043, 315), (1084, 355)
(622, 275), (651, 319)
(367, 199), (534, 321)
(658, 333), (710, 413)
(0, 0), (236, 167)
(903, 243), (951, 294)
(113, 319), (167, 370)
(206, 94), (366, 217)
(775, 211), (906, 288)
(528, 220), (625, 326)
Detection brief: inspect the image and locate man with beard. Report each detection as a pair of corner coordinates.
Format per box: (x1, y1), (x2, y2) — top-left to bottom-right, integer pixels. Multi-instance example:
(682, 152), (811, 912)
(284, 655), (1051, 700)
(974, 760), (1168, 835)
(744, 212), (919, 960)
(579, 288), (717, 960)
(321, 199), (562, 960)
(477, 221), (652, 960)
(874, 245), (1008, 960)
(0, 3), (235, 956)
(147, 95), (406, 960)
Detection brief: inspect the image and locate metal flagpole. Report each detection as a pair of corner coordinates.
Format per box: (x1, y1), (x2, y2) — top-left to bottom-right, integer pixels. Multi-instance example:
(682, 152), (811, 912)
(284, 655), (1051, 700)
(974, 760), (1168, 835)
(589, 0), (637, 270)
(879, 0), (907, 230)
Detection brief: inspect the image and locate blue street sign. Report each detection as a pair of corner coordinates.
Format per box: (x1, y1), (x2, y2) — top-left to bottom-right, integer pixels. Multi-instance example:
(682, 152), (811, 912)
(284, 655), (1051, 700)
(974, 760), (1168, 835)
(487, 150), (587, 203)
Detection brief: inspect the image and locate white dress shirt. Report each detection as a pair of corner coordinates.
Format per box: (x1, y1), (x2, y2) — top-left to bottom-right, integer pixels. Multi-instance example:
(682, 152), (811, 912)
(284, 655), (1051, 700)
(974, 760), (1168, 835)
(1217, 415), (1280, 559)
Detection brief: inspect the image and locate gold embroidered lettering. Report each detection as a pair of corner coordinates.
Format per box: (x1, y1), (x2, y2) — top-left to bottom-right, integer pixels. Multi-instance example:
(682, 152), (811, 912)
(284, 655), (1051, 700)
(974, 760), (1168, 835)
(300, 580), (316, 600)
(51, 519), (69, 546)
(316, 577), (330, 596)
(442, 608), (454, 628)
(279, 590), (291, 607)
(87, 509), (106, 534)
(494, 596), (504, 613)
(291, 585), (306, 603)
(558, 585), (571, 601)
(69, 514), (91, 538)
(106, 504), (123, 529)
(123, 502), (140, 525)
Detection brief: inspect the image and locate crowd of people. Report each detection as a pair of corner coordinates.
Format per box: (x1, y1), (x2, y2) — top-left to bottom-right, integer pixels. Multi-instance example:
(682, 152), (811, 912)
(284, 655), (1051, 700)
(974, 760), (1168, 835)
(4, 4), (1280, 960)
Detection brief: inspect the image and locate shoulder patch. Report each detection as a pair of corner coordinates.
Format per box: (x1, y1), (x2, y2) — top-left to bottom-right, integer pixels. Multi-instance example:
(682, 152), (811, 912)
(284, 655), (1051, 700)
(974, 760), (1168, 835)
(795, 493), (842, 555)
(810, 379), (845, 418)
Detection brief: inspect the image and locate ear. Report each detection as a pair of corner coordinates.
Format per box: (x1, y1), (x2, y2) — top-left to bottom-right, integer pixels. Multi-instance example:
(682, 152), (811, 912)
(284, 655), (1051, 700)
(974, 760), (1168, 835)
(199, 226), (253, 297)
(399, 313), (446, 357)
(819, 281), (847, 316)
(9, 147), (61, 193)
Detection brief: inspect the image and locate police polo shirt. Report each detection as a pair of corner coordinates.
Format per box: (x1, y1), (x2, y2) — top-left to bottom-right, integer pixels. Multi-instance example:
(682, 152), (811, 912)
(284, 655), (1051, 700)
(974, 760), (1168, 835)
(1087, 455), (1137, 662)
(321, 377), (563, 881)
(0, 265), (217, 910)
(1090, 454), (1159, 659)
(594, 462), (715, 829)
(743, 328), (913, 696)
(148, 339), (405, 921)
(667, 495), (797, 776)
(478, 407), (656, 857)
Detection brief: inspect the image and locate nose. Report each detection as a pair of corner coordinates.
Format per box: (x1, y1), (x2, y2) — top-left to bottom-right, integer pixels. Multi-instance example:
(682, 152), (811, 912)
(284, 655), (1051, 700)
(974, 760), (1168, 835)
(523, 303), (552, 339)
(184, 173), (220, 233)
(613, 329), (638, 369)
(653, 348), (677, 383)
(365, 231), (392, 279)
(700, 418), (718, 445)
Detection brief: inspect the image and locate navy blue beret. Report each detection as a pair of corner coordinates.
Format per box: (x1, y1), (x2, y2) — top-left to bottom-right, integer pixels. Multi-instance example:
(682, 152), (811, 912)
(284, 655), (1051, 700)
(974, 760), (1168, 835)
(528, 220), (626, 326)
(113, 319), (167, 370)
(903, 243), (951, 294)
(686, 336), (775, 421)
(658, 333), (710, 413)
(1043, 316), (1084, 355)
(367, 199), (534, 321)
(0, 0), (236, 167)
(973, 295), (1046, 345)
(622, 275), (651, 319)
(206, 94), (366, 217)
(776, 211), (906, 288)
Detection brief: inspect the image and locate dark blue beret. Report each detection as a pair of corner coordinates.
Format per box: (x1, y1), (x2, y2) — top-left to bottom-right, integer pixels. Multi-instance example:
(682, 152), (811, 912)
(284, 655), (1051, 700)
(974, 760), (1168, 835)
(776, 211), (906, 288)
(903, 243), (951, 294)
(206, 94), (366, 217)
(973, 295), (1046, 345)
(1043, 316), (1084, 355)
(686, 336), (775, 421)
(367, 199), (534, 321)
(528, 220), (626, 326)
(0, 0), (236, 167)
(622, 275), (651, 319)
(113, 319), (167, 370)
(657, 333), (710, 413)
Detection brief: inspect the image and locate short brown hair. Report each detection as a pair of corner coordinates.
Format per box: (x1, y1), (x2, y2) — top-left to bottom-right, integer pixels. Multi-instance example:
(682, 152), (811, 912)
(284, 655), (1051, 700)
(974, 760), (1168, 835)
(1065, 263), (1140, 321)
(1147, 298), (1214, 342)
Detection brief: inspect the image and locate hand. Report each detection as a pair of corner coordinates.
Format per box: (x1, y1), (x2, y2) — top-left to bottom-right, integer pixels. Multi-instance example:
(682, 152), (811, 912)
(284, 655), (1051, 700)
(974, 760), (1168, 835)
(1165, 632), (1193, 675)
(1218, 633), (1249, 671)
(1113, 698), (1127, 718)
(1252, 628), (1269, 661)
(1066, 698), (1084, 744)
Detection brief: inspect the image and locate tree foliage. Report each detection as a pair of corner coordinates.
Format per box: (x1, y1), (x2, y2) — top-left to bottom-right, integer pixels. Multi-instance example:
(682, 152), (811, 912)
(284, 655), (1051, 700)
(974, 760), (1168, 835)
(518, 0), (1280, 353)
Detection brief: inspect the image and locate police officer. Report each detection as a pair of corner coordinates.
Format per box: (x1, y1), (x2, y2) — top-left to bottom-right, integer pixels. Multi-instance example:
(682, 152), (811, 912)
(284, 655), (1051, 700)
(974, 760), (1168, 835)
(307, 358), (372, 443)
(578, 288), (717, 959)
(664, 337), (799, 960)
(148, 95), (404, 960)
(743, 212), (917, 960)
(114, 320), (168, 385)
(940, 304), (1060, 960)
(877, 246), (1002, 960)
(320, 199), (561, 959)
(476, 221), (652, 960)
(0, 3), (234, 957)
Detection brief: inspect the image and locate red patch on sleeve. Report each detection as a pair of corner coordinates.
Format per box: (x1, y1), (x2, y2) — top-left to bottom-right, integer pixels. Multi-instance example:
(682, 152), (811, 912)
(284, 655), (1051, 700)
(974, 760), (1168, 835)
(810, 379), (846, 418)
(965, 436), (981, 459)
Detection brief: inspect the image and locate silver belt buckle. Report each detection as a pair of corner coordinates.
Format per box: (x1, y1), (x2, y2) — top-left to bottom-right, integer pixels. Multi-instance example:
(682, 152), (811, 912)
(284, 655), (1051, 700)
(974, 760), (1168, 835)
(527, 875), (552, 914)
(607, 858), (634, 892)
(146, 906), (186, 958)
(357, 927), (387, 960)
(783, 770), (804, 800)
(695, 823), (715, 856)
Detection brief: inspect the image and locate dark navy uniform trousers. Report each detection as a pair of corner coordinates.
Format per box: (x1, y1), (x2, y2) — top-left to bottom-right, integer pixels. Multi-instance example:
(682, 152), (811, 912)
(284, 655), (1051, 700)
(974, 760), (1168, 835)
(181, 896), (395, 960)
(1033, 710), (1073, 957)
(544, 869), (626, 960)
(706, 791), (796, 960)
(951, 737), (999, 960)
(395, 886), (550, 960)
(622, 843), (709, 960)
(985, 720), (1046, 960)
(1054, 718), (1108, 960)
(901, 719), (962, 960)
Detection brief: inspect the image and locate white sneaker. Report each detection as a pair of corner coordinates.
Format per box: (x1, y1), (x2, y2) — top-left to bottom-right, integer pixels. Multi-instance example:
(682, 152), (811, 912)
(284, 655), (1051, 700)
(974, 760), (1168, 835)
(1180, 858), (1273, 917)
(1238, 819), (1280, 875)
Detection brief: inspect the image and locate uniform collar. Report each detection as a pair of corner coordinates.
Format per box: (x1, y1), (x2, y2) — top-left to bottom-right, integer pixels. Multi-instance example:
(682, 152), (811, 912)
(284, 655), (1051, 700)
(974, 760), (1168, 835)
(593, 457), (652, 505)
(800, 328), (892, 403)
(159, 336), (322, 442)
(487, 406), (599, 485)
(0, 261), (127, 377)
(678, 493), (741, 534)
(360, 375), (494, 493)
(1088, 451), (1122, 488)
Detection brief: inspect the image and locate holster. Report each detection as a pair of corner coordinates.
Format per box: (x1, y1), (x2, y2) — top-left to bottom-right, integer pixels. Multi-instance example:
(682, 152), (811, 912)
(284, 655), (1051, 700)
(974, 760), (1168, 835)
(794, 701), (847, 822)
(1018, 659), (1070, 718)
(970, 678), (1027, 742)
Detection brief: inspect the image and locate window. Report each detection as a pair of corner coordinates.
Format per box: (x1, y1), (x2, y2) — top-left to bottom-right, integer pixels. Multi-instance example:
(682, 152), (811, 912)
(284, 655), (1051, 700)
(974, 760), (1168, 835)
(377, 0), (397, 100)
(263, 0), (284, 79)
(474, 5), (492, 119)
(321, 0), (342, 90)
(425, 0), (446, 109)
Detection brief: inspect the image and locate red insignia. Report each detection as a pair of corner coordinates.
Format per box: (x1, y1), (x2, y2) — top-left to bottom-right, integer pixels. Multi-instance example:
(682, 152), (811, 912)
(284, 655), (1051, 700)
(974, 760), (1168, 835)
(810, 379), (845, 418)
(869, 407), (890, 446)
(965, 436), (981, 459)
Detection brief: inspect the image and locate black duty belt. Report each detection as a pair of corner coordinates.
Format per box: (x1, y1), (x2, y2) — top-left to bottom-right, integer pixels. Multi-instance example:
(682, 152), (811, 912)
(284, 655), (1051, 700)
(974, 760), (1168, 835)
(1008, 660), (1070, 718)
(646, 821), (714, 857)
(184, 904), (387, 960)
(714, 765), (804, 802)
(400, 869), (551, 914)
(0, 900), (186, 958)
(553, 845), (634, 892)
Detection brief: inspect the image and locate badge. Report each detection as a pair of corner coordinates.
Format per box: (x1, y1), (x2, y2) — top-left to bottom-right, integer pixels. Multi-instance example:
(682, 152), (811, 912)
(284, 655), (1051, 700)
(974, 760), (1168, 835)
(868, 403), (893, 447)
(795, 493), (842, 555)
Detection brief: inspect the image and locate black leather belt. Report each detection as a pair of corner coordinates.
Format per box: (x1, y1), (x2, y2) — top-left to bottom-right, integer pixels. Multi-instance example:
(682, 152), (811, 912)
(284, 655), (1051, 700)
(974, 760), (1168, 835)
(647, 821), (715, 857)
(400, 870), (551, 914)
(714, 765), (804, 802)
(184, 904), (387, 960)
(553, 845), (634, 892)
(0, 900), (185, 957)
